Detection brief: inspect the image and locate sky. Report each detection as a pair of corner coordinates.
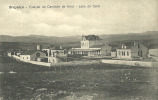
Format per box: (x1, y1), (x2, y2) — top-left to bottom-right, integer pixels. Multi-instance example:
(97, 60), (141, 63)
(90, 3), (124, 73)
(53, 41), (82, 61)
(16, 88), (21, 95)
(0, 0), (158, 37)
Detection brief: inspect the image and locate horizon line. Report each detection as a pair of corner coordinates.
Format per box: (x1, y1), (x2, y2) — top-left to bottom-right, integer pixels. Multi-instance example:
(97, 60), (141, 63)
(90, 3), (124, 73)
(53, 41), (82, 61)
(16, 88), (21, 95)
(0, 30), (158, 37)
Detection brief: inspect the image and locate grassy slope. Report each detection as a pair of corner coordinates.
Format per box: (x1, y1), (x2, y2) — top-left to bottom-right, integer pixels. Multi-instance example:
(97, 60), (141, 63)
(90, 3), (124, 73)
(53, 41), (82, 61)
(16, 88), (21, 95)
(0, 57), (157, 100)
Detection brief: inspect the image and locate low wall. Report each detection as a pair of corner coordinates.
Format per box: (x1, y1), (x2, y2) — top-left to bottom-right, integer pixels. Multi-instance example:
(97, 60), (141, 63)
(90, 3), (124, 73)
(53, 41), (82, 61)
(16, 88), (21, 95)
(51, 60), (101, 67)
(12, 55), (51, 67)
(12, 55), (21, 60)
(12, 55), (99, 67)
(102, 59), (156, 67)
(22, 60), (51, 67)
(12, 55), (157, 67)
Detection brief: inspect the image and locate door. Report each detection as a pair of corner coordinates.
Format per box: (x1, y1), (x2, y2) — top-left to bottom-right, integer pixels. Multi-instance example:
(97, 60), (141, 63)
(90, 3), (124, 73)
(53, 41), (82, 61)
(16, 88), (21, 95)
(140, 50), (142, 57)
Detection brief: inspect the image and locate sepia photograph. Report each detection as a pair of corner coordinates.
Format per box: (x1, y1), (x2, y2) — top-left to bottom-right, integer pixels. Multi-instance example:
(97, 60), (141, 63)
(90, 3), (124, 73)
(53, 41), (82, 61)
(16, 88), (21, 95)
(0, 0), (158, 100)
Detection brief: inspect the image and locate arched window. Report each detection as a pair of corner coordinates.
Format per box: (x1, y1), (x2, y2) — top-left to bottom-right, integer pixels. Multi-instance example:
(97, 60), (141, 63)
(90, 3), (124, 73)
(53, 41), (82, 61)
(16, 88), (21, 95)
(36, 52), (40, 57)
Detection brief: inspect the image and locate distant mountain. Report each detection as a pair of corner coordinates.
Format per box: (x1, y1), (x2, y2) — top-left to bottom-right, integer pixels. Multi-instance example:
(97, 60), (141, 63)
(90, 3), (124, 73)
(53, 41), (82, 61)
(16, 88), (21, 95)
(99, 31), (158, 42)
(0, 31), (158, 46)
(0, 35), (82, 44)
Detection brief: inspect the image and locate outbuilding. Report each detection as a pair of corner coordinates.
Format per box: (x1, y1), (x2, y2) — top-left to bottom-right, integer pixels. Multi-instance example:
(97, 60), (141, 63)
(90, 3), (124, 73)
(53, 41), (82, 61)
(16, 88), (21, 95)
(149, 44), (158, 61)
(20, 50), (46, 61)
(116, 41), (148, 59)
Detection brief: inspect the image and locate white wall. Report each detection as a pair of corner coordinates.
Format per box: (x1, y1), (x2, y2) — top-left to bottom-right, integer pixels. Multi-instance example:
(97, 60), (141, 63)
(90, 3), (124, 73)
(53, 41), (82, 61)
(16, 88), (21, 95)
(13, 55), (51, 67)
(81, 40), (89, 49)
(149, 49), (158, 57)
(111, 52), (116, 57)
(102, 59), (153, 67)
(20, 55), (31, 61)
(7, 53), (12, 57)
(116, 49), (131, 59)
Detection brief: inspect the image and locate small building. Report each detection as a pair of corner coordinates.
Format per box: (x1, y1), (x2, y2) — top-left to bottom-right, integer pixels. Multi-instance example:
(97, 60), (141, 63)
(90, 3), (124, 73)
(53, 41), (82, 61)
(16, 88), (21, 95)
(42, 49), (51, 56)
(42, 45), (66, 57)
(148, 44), (158, 61)
(88, 44), (112, 57)
(116, 41), (148, 59)
(68, 35), (112, 57)
(37, 57), (48, 62)
(20, 50), (46, 61)
(37, 45), (43, 51)
(7, 51), (14, 57)
(7, 49), (23, 57)
(48, 57), (63, 63)
(42, 45), (67, 63)
(111, 47), (117, 57)
(81, 35), (102, 49)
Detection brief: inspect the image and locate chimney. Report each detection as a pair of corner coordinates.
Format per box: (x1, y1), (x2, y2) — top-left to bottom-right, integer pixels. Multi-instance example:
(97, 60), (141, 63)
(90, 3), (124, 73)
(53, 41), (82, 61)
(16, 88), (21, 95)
(134, 40), (136, 45)
(59, 46), (62, 49)
(82, 35), (85, 40)
(124, 46), (127, 49)
(121, 44), (124, 49)
(37, 45), (42, 51)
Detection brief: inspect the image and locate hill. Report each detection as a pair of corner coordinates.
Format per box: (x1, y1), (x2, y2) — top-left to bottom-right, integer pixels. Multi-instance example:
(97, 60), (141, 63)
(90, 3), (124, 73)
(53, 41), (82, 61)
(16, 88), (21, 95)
(0, 35), (81, 44)
(0, 31), (158, 49)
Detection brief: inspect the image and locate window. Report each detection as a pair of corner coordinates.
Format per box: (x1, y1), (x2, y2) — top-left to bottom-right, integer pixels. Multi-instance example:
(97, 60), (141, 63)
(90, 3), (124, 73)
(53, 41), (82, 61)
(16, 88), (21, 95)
(82, 43), (84, 46)
(124, 51), (125, 56)
(122, 51), (124, 56)
(138, 44), (140, 48)
(140, 50), (142, 57)
(119, 51), (120, 55)
(98, 51), (100, 54)
(27, 57), (28, 59)
(127, 51), (129, 56)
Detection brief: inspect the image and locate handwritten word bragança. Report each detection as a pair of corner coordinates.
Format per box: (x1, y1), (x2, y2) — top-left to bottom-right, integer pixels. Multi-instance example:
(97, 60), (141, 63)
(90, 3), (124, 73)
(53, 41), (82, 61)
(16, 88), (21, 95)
(9, 6), (24, 9)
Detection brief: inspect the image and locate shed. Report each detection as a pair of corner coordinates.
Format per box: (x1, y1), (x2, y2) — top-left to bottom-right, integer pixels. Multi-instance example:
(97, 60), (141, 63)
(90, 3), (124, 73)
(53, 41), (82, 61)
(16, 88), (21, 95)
(20, 50), (46, 61)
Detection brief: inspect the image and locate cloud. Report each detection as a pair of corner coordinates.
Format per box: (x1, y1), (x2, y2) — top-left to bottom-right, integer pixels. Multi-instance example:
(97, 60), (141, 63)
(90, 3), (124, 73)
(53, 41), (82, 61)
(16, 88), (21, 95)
(31, 23), (83, 36)
(0, 6), (102, 36)
(0, 0), (158, 36)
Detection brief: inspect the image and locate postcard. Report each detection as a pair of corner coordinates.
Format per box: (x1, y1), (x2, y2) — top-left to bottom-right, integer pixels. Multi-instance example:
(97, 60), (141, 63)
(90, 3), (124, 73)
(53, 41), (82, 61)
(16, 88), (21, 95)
(0, 0), (158, 100)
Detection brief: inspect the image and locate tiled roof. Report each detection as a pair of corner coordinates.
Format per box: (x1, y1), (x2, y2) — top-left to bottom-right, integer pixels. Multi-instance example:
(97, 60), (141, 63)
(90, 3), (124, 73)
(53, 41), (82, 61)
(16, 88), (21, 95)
(117, 41), (136, 49)
(7, 49), (23, 52)
(90, 43), (105, 48)
(117, 41), (145, 49)
(111, 47), (118, 52)
(69, 49), (100, 51)
(20, 50), (43, 55)
(48, 45), (63, 50)
(85, 35), (101, 40)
